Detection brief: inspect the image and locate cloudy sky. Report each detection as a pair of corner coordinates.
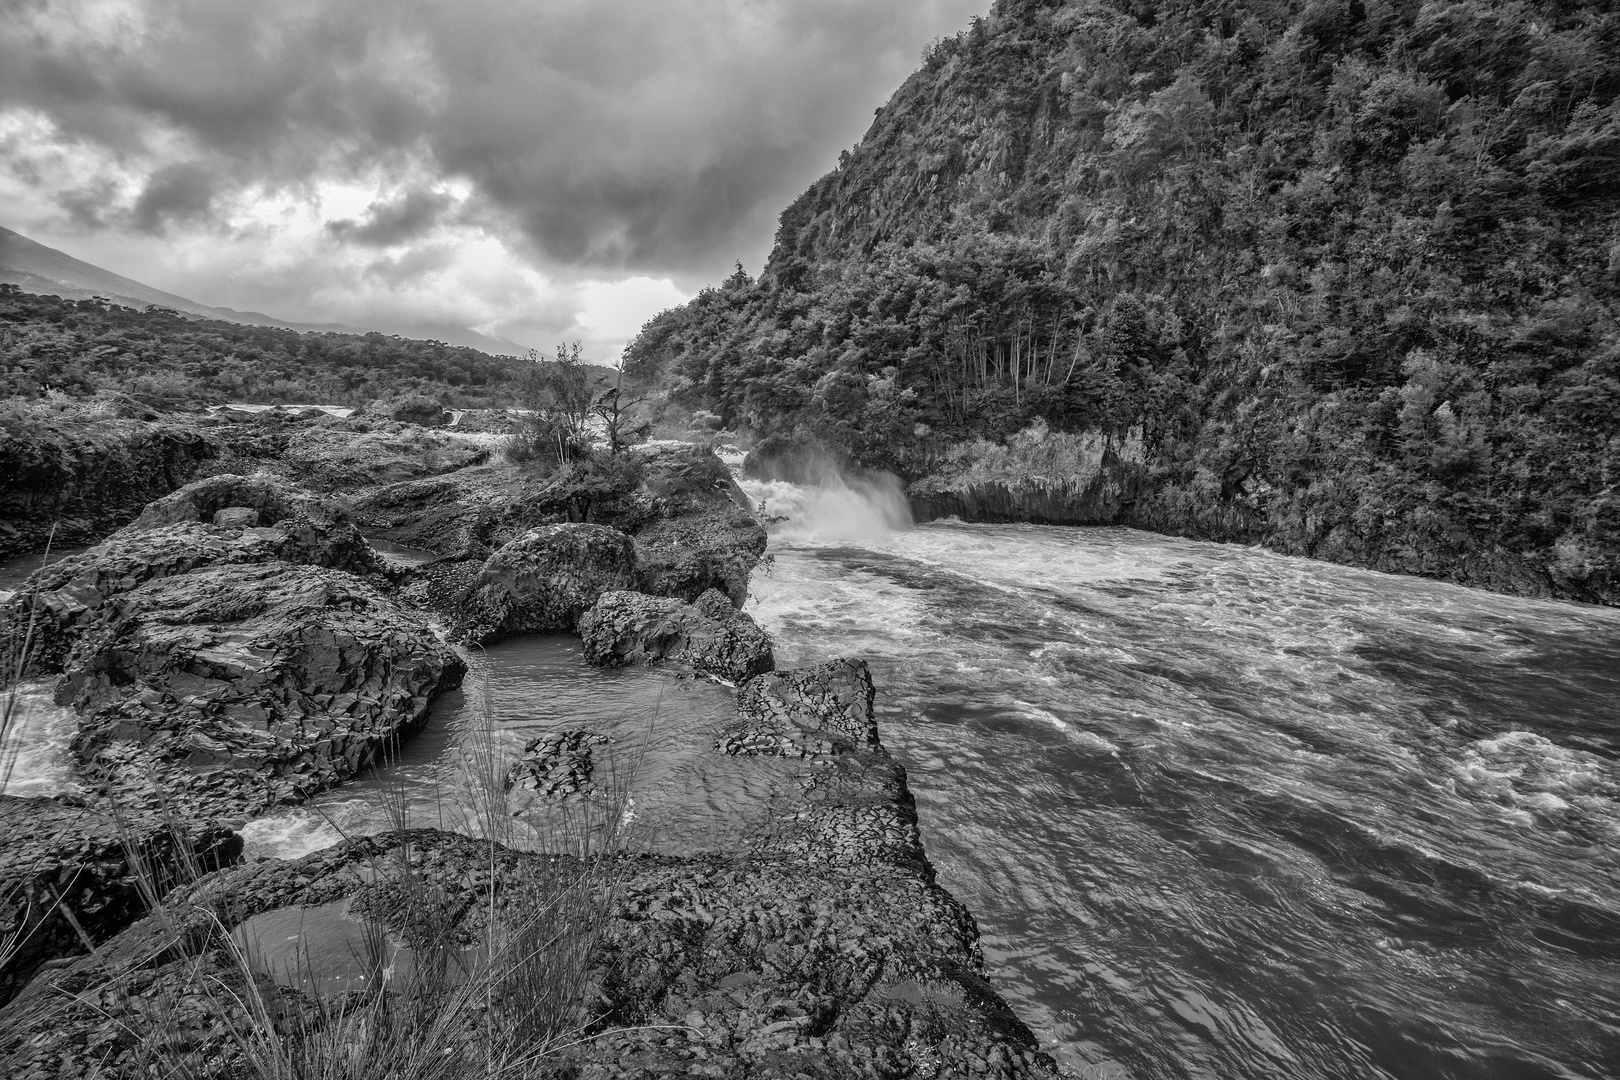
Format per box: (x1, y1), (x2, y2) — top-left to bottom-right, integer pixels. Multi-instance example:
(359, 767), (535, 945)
(0, 0), (984, 359)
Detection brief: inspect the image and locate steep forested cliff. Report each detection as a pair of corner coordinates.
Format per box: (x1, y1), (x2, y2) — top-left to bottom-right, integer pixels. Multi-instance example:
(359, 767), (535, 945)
(627, 0), (1620, 603)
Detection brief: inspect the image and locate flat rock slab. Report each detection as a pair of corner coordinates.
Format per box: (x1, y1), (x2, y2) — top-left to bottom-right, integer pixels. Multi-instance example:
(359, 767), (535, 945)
(579, 589), (775, 683)
(57, 561), (465, 821)
(721, 657), (880, 757)
(0, 517), (385, 674)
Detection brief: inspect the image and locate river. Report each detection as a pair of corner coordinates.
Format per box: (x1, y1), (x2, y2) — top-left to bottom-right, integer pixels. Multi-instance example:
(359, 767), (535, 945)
(5, 478), (1618, 1079)
(741, 477), (1620, 1080)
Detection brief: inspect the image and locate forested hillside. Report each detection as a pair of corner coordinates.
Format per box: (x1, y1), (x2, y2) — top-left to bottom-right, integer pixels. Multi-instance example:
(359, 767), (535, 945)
(627, 0), (1620, 603)
(0, 287), (529, 407)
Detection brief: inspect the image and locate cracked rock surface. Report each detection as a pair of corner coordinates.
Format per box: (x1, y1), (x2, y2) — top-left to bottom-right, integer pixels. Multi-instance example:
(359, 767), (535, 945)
(454, 522), (640, 643)
(1, 513), (383, 674)
(57, 561), (465, 822)
(0, 656), (1061, 1078)
(579, 589), (776, 683)
(720, 657), (881, 758)
(505, 729), (609, 803)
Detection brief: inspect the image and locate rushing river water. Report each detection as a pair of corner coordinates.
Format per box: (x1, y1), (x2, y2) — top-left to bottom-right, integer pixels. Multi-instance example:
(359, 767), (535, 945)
(5, 475), (1618, 1079)
(741, 479), (1620, 1080)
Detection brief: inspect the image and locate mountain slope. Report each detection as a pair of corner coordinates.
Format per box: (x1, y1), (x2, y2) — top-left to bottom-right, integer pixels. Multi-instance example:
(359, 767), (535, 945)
(0, 225), (526, 355)
(627, 0), (1620, 604)
(0, 225), (233, 319)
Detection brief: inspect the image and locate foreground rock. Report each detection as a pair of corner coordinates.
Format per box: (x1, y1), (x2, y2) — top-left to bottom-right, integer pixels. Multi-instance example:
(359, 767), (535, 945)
(0, 798), (241, 1007)
(0, 513), (384, 674)
(454, 523), (639, 642)
(631, 442), (766, 606)
(0, 660), (1059, 1079)
(56, 561), (465, 822)
(352, 444), (768, 607)
(719, 657), (881, 757)
(578, 588), (775, 683)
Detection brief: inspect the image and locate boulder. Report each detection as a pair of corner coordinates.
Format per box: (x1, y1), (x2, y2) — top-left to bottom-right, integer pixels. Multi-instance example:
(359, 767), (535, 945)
(0, 517), (385, 675)
(210, 506), (258, 527)
(626, 443), (767, 606)
(56, 561), (465, 821)
(128, 472), (314, 530)
(633, 442), (752, 514)
(577, 590), (774, 683)
(456, 523), (640, 643)
(633, 510), (767, 607)
(0, 796), (241, 1007)
(693, 586), (736, 620)
(719, 658), (880, 758)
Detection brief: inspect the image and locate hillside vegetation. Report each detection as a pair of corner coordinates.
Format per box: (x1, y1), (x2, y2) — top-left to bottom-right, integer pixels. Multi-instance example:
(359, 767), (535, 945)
(0, 287), (530, 408)
(628, 0), (1620, 602)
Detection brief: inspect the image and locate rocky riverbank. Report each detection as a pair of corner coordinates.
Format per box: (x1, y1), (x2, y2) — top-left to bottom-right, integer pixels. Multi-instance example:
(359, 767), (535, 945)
(0, 407), (1056, 1077)
(743, 425), (1618, 607)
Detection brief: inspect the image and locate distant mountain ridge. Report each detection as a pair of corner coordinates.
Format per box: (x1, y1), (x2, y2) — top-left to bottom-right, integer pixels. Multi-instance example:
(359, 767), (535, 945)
(0, 224), (525, 355)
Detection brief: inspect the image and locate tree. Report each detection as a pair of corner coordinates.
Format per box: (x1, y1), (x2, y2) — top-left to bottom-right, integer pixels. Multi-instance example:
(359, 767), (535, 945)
(519, 342), (595, 462)
(591, 363), (651, 455)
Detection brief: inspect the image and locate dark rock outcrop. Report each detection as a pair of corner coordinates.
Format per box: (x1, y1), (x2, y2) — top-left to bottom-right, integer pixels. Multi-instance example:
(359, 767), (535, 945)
(0, 416), (216, 561)
(129, 472), (315, 530)
(349, 447), (768, 606)
(578, 589), (775, 683)
(0, 797), (241, 1007)
(0, 516), (385, 674)
(455, 523), (640, 642)
(210, 506), (258, 527)
(279, 426), (491, 493)
(631, 443), (767, 606)
(56, 561), (465, 821)
(632, 510), (767, 607)
(719, 658), (880, 758)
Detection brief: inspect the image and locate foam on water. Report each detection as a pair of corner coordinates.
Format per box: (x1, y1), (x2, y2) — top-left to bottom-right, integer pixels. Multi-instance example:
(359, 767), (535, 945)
(1, 681), (80, 797)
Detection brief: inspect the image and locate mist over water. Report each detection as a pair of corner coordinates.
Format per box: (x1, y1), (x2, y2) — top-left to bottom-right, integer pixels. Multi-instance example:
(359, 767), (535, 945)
(741, 478), (1620, 1080)
(745, 469), (913, 543)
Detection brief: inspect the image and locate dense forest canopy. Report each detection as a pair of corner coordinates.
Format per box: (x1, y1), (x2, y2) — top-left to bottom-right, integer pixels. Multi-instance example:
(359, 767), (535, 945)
(626, 0), (1620, 601)
(0, 286), (533, 408)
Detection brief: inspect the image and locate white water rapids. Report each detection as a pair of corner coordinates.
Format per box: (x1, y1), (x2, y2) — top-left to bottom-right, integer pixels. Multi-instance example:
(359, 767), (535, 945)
(732, 474), (1620, 1080)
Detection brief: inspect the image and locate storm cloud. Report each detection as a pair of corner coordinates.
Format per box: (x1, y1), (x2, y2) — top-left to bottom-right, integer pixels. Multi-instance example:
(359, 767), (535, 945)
(0, 0), (984, 354)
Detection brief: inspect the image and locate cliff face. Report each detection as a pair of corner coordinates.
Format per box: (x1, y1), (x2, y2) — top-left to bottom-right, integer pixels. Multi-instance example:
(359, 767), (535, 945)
(0, 410), (216, 559)
(629, 0), (1620, 605)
